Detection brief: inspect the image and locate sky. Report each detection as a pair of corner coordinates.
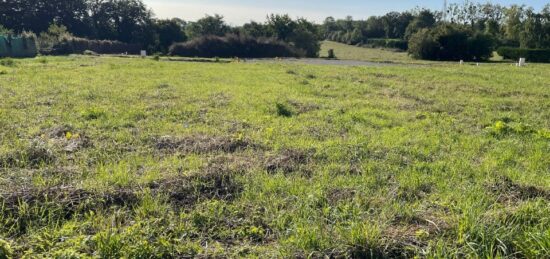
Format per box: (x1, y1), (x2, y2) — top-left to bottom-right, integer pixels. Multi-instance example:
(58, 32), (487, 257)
(143, 0), (549, 25)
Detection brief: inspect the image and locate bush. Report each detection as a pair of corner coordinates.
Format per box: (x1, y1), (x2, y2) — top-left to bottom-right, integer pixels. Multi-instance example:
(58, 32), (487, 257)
(364, 39), (408, 50)
(408, 25), (494, 61)
(289, 28), (320, 57)
(45, 37), (141, 55)
(496, 47), (550, 63)
(408, 29), (440, 60)
(169, 34), (302, 58)
(468, 33), (496, 61)
(327, 49), (336, 59)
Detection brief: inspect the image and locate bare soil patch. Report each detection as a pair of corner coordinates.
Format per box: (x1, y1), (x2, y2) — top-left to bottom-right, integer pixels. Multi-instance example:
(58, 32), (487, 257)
(264, 148), (316, 174)
(155, 134), (261, 154)
(488, 176), (550, 203)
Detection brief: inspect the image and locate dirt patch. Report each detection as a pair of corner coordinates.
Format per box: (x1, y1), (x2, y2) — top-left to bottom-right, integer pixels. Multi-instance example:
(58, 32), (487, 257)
(488, 177), (550, 203)
(360, 212), (452, 259)
(155, 135), (260, 154)
(368, 72), (399, 79)
(0, 140), (57, 168)
(45, 125), (73, 138)
(205, 154), (258, 173)
(395, 183), (433, 202)
(264, 148), (315, 174)
(326, 188), (357, 206)
(42, 125), (93, 153)
(148, 165), (244, 208)
(287, 99), (320, 114)
(207, 92), (232, 108)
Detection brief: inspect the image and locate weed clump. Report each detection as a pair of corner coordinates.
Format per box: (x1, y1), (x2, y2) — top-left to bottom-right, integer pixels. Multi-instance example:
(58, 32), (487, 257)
(305, 73), (316, 79)
(0, 239), (13, 259)
(0, 58), (16, 67)
(81, 107), (106, 120)
(487, 120), (535, 137)
(276, 102), (294, 117)
(36, 57), (48, 64)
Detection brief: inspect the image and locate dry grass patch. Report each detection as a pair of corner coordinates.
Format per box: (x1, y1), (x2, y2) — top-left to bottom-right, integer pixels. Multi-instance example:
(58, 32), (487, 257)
(155, 134), (261, 154)
(488, 176), (550, 203)
(264, 148), (316, 174)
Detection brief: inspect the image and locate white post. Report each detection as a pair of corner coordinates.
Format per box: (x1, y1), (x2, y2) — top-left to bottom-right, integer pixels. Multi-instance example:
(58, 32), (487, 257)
(140, 50), (147, 57)
(460, 60), (464, 65)
(518, 58), (526, 67)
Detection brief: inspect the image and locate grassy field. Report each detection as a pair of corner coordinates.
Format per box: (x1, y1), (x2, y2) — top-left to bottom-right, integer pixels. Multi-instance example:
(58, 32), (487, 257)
(320, 41), (508, 64)
(0, 56), (549, 258)
(320, 41), (416, 63)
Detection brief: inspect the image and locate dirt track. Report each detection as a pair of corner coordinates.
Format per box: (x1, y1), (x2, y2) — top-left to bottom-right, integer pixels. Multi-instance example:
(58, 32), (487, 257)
(245, 58), (402, 66)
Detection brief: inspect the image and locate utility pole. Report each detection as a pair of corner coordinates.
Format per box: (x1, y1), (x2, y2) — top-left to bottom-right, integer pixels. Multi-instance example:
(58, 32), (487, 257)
(443, 0), (448, 21)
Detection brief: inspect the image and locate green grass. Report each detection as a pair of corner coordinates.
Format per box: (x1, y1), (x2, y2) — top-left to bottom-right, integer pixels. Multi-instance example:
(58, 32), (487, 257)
(0, 56), (549, 258)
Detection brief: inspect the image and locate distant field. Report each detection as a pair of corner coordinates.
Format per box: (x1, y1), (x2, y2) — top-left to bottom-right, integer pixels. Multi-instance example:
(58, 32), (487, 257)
(320, 41), (416, 63)
(0, 56), (549, 258)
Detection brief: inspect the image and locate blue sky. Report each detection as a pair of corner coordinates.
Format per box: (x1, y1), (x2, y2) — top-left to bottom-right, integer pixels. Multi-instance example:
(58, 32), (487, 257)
(143, 0), (549, 25)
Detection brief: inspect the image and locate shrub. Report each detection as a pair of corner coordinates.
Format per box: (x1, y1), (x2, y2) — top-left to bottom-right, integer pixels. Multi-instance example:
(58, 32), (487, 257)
(468, 33), (496, 61)
(327, 49), (336, 59)
(408, 29), (440, 60)
(289, 28), (321, 57)
(496, 47), (550, 63)
(38, 24), (72, 51)
(434, 25), (470, 60)
(364, 39), (408, 50)
(169, 34), (302, 58)
(45, 37), (141, 55)
(408, 25), (494, 61)
(81, 107), (107, 120)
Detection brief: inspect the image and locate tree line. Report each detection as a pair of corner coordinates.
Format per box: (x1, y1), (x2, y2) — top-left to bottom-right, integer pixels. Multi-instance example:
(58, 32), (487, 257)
(1, 0), (549, 60)
(322, 2), (550, 48)
(321, 2), (550, 61)
(0, 0), (321, 57)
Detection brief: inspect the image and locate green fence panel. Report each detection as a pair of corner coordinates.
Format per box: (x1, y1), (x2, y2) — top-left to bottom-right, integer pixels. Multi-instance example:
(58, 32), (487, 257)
(0, 36), (8, 57)
(0, 35), (38, 58)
